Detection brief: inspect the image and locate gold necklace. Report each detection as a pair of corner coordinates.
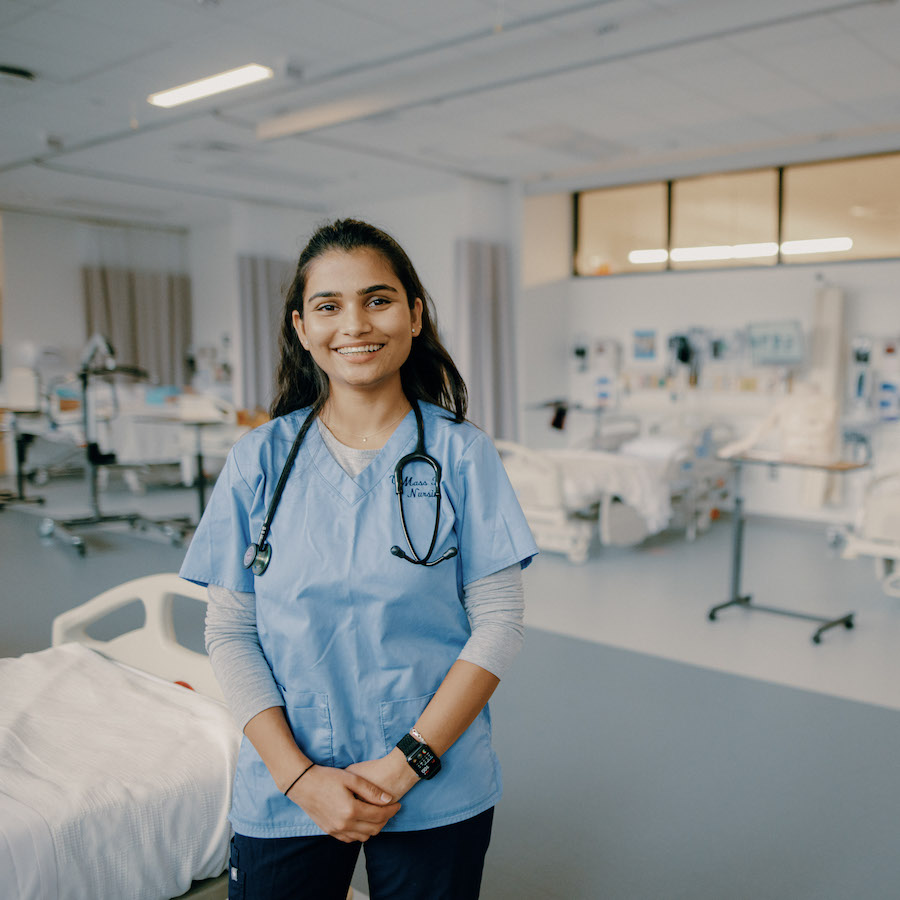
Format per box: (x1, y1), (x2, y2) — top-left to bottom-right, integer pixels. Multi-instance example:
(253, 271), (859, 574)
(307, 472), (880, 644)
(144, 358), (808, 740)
(321, 405), (411, 443)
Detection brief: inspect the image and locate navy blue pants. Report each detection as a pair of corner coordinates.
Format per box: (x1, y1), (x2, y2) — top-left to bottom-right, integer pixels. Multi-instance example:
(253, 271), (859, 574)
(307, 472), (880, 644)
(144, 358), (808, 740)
(228, 807), (493, 900)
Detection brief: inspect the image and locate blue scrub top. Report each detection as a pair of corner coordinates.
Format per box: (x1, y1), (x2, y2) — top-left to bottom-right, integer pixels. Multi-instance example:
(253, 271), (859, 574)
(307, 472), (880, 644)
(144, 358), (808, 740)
(181, 402), (537, 837)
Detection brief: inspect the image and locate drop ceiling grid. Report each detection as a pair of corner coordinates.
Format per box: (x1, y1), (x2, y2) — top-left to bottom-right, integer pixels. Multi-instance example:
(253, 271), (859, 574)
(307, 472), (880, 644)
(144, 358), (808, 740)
(0, 164), (197, 222)
(328, 0), (507, 39)
(0, 8), (178, 82)
(0, 0), (59, 29)
(47, 118), (455, 203)
(246, 0), (430, 63)
(52, 0), (212, 45)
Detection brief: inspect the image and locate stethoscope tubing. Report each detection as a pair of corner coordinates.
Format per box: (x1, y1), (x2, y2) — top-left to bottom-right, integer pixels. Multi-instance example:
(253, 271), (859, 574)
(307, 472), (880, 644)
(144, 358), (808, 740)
(243, 400), (456, 576)
(389, 401), (458, 567)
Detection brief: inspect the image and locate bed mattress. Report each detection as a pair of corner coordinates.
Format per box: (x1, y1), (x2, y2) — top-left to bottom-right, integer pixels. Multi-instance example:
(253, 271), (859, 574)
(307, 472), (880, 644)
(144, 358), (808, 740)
(0, 643), (240, 900)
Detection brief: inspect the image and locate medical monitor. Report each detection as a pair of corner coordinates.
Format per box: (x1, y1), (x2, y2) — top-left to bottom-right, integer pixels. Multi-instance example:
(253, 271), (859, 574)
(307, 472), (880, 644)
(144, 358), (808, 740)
(747, 320), (805, 367)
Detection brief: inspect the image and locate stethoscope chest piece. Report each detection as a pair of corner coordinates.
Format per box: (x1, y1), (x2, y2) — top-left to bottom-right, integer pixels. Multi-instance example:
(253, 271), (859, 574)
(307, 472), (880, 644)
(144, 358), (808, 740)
(243, 541), (271, 576)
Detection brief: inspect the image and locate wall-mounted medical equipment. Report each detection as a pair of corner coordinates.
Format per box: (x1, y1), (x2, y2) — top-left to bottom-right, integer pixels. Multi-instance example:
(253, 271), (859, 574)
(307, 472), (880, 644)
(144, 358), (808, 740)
(570, 337), (621, 409)
(875, 338), (900, 422)
(665, 329), (709, 388)
(848, 337), (873, 414)
(747, 320), (805, 368)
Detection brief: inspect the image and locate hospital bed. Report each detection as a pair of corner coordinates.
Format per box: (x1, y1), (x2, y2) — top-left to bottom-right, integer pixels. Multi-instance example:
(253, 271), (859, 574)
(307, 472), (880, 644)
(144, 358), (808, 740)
(0, 574), (240, 900)
(15, 382), (246, 492)
(840, 470), (900, 597)
(496, 430), (731, 563)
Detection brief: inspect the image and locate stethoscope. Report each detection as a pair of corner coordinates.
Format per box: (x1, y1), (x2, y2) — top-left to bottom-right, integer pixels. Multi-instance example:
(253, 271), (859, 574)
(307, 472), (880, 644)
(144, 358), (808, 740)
(242, 400), (458, 576)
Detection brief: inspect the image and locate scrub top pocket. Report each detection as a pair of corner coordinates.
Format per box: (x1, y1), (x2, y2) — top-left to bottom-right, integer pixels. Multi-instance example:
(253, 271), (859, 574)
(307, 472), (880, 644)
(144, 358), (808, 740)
(283, 690), (335, 767)
(379, 692), (501, 827)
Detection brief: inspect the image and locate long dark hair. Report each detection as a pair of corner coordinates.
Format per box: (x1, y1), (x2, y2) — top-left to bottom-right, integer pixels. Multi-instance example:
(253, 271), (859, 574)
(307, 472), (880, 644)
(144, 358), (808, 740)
(271, 218), (467, 422)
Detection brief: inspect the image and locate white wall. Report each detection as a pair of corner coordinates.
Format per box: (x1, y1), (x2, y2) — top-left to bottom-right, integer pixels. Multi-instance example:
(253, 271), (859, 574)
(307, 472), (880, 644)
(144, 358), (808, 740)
(188, 203), (322, 408)
(0, 212), (86, 387)
(520, 192), (573, 449)
(355, 175), (516, 357)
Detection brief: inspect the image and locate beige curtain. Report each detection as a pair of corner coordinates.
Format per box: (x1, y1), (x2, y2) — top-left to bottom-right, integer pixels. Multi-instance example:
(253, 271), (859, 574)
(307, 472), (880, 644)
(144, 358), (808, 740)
(82, 266), (192, 386)
(237, 255), (292, 411)
(453, 239), (517, 439)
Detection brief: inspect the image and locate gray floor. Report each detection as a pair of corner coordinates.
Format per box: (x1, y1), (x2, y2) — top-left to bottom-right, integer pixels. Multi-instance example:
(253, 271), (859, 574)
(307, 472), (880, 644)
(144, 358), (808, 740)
(2, 474), (899, 899)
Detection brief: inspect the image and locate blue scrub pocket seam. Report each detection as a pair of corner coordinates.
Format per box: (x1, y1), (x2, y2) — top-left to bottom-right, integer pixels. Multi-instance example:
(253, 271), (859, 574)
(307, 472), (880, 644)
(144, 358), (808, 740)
(282, 690), (335, 768)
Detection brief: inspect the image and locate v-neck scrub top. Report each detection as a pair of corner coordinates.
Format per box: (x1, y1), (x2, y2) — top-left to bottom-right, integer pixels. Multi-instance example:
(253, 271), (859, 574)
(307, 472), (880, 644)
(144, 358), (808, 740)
(180, 402), (538, 837)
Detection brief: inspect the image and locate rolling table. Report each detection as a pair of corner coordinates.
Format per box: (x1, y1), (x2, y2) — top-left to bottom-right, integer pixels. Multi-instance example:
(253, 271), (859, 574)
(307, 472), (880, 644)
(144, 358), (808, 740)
(708, 450), (868, 644)
(129, 415), (227, 522)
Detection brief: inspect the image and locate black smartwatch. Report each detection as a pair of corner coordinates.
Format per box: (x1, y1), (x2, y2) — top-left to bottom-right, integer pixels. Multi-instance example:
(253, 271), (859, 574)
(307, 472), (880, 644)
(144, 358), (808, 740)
(396, 728), (441, 780)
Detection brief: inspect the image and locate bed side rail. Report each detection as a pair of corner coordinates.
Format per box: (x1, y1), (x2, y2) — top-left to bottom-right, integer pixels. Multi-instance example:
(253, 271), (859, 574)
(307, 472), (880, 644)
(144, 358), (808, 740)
(51, 573), (223, 701)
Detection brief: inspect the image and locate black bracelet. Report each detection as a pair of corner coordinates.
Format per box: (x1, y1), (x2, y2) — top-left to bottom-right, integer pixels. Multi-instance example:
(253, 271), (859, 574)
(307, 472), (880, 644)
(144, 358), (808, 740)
(283, 762), (315, 796)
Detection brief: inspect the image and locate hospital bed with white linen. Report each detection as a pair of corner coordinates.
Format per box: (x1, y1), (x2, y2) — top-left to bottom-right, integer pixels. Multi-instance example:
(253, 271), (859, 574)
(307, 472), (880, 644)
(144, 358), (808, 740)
(496, 431), (730, 563)
(0, 574), (241, 900)
(840, 470), (900, 597)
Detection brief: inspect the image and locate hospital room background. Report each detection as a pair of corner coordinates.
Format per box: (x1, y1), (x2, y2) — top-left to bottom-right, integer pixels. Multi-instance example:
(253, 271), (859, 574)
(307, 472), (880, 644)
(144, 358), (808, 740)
(2, 2), (900, 899)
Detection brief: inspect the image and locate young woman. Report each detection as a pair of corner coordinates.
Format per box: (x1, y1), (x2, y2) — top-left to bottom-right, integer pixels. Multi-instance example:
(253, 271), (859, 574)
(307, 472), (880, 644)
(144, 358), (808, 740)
(180, 219), (537, 900)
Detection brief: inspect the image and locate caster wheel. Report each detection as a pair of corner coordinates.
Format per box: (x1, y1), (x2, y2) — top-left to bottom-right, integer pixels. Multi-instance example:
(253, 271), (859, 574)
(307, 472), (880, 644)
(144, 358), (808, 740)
(38, 518), (55, 538)
(708, 611), (717, 621)
(845, 619), (855, 630)
(812, 634), (822, 645)
(74, 540), (86, 557)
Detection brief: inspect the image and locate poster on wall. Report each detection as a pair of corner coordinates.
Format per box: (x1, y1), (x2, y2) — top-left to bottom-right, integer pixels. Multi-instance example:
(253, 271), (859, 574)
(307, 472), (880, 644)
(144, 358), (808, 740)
(633, 329), (656, 360)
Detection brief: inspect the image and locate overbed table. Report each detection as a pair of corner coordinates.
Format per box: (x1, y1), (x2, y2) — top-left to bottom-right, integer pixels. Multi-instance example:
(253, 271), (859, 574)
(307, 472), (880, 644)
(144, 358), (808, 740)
(708, 451), (868, 644)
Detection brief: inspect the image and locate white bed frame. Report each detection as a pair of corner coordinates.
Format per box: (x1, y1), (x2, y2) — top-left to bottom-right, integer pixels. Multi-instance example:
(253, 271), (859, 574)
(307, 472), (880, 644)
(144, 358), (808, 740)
(840, 471), (900, 597)
(495, 440), (597, 563)
(52, 573), (224, 702)
(51, 573), (228, 900)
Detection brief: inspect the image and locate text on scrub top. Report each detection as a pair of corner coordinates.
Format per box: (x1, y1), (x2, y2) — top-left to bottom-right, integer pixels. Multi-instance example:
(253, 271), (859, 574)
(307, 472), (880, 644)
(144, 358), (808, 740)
(391, 474), (438, 498)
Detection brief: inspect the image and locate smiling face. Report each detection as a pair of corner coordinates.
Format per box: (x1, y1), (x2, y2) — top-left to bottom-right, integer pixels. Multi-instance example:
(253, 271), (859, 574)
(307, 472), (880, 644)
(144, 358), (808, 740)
(292, 248), (423, 397)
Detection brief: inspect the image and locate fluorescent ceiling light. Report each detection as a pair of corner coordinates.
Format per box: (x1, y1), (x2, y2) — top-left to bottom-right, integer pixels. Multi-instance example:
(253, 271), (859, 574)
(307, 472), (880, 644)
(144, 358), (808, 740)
(670, 245), (734, 262)
(147, 64), (273, 108)
(628, 249), (668, 264)
(780, 237), (853, 255)
(628, 237), (854, 265)
(731, 242), (779, 259)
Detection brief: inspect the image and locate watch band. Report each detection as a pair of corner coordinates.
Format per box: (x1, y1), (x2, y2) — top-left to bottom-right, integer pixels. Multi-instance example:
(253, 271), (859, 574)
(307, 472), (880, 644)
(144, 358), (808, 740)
(396, 732), (424, 757)
(396, 730), (441, 780)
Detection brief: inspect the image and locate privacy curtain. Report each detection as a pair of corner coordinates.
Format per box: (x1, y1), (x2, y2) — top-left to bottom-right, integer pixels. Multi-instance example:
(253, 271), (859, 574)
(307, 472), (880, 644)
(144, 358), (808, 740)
(237, 255), (292, 411)
(453, 239), (517, 439)
(82, 266), (192, 387)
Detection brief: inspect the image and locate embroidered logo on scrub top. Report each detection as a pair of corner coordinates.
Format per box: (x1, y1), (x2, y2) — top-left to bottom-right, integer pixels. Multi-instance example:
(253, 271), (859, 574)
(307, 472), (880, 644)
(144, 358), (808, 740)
(391, 473), (438, 498)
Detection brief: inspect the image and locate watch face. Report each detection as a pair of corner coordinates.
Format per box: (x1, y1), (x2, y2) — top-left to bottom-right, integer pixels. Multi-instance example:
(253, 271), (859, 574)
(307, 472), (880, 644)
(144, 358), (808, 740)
(409, 745), (441, 780)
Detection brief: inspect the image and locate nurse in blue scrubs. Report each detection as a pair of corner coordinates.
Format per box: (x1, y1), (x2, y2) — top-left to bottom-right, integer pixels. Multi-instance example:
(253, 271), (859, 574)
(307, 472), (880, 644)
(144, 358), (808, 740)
(181, 219), (537, 900)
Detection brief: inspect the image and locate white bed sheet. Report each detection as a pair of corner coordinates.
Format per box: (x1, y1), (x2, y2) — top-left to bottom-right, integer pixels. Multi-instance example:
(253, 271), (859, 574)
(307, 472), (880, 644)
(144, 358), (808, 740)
(0, 643), (240, 900)
(546, 449), (673, 533)
(0, 793), (58, 899)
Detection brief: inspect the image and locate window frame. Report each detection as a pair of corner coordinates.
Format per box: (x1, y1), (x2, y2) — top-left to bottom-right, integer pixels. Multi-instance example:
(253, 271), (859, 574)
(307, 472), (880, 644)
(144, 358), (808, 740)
(572, 150), (900, 277)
